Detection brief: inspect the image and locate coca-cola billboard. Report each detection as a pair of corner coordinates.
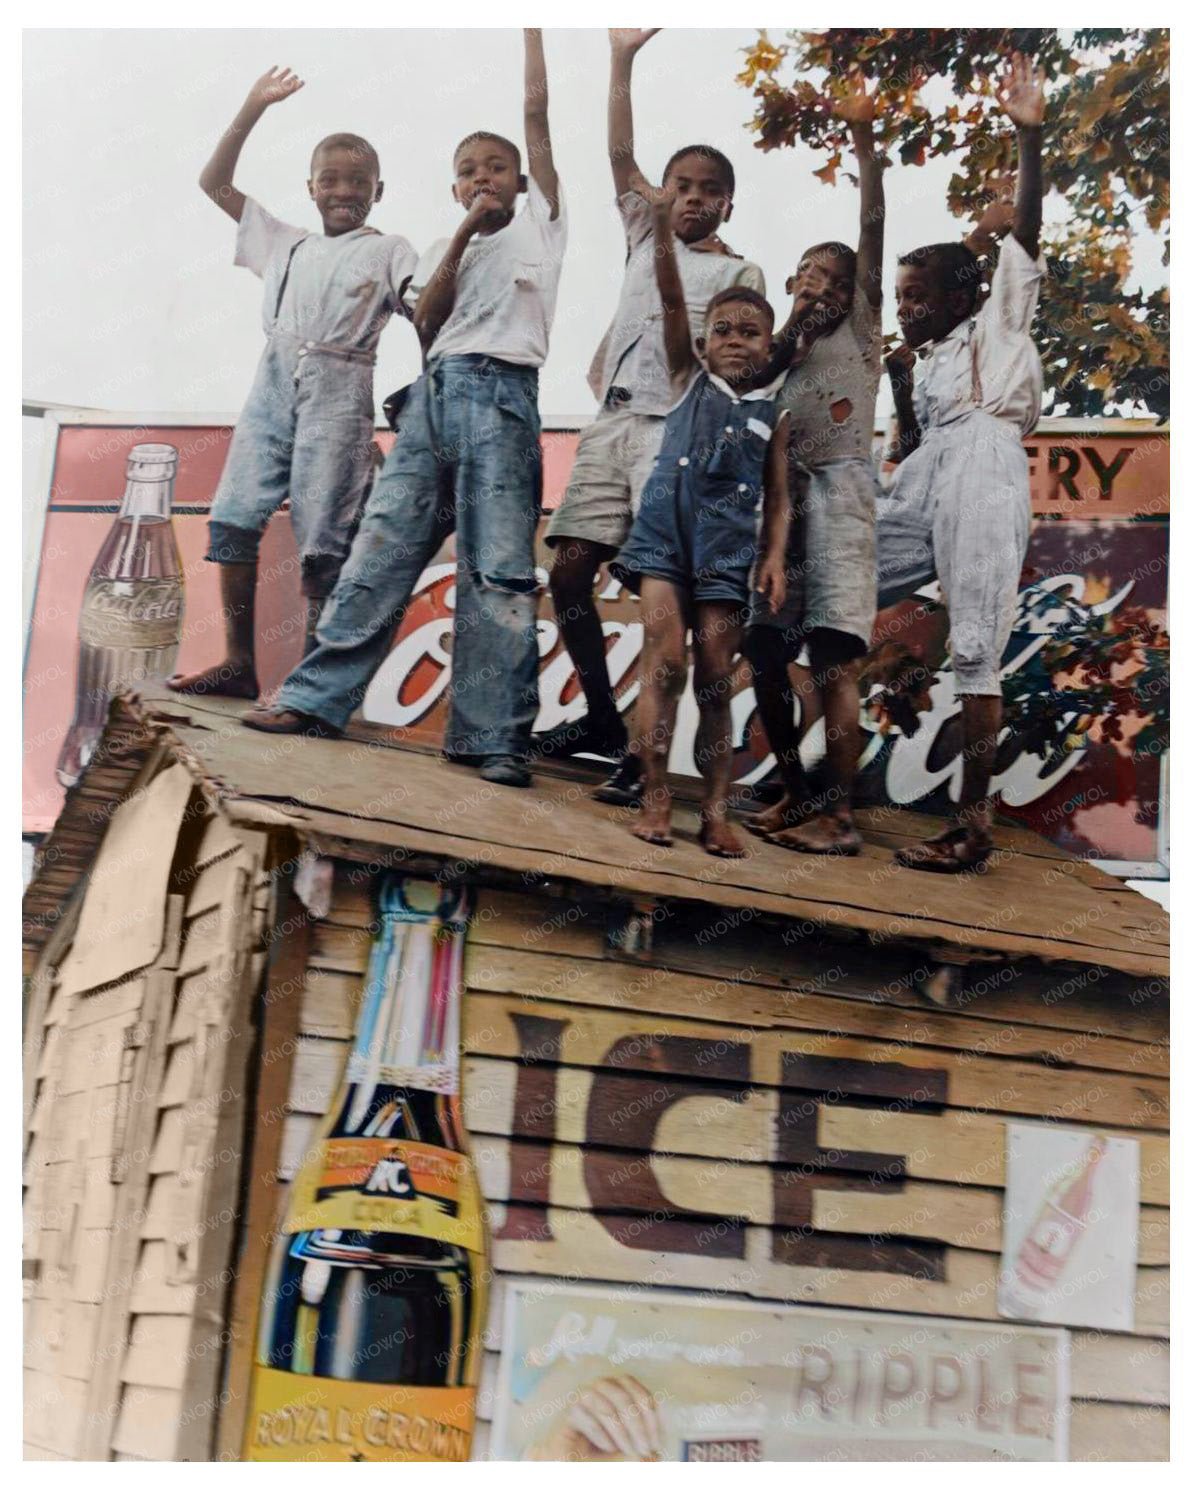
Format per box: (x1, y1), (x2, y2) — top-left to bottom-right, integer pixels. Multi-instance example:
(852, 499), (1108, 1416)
(23, 413), (1168, 875)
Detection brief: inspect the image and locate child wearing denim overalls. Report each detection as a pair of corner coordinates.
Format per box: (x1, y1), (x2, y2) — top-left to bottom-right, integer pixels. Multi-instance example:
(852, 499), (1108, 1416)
(610, 187), (790, 858)
(245, 31), (565, 791)
(169, 66), (416, 700)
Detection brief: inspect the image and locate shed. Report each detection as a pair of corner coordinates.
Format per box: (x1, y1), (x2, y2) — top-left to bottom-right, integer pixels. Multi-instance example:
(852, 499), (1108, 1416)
(22, 688), (1169, 1462)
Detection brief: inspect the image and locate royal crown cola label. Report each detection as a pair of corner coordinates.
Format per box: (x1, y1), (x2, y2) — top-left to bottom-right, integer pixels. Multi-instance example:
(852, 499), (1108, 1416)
(245, 878), (487, 1463)
(56, 442), (184, 786)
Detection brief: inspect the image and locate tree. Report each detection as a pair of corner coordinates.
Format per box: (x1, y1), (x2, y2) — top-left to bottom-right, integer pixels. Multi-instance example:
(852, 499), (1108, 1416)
(738, 28), (1169, 419)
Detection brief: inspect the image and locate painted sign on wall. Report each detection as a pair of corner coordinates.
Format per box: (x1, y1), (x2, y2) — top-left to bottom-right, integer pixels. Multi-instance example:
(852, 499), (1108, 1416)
(24, 416), (1167, 872)
(490, 1283), (1070, 1461)
(999, 1125), (1140, 1332)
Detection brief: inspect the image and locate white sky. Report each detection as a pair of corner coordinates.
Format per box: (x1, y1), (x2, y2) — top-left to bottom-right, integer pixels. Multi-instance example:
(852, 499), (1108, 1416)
(23, 27), (1166, 421)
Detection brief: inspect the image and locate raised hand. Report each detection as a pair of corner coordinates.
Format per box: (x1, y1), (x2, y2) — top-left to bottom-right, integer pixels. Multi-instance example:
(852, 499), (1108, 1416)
(973, 179), (1017, 243)
(833, 67), (877, 126)
(996, 52), (1045, 128)
(244, 66), (305, 113)
(462, 187), (511, 233)
(609, 28), (661, 56)
(638, 179), (677, 216)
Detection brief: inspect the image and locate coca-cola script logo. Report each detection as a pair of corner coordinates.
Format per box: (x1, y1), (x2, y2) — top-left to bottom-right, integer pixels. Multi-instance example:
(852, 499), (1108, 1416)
(358, 562), (1139, 812)
(78, 579), (183, 650)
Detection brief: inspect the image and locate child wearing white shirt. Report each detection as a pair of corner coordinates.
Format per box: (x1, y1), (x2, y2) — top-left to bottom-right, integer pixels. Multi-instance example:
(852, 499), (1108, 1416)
(245, 31), (566, 790)
(169, 66), (416, 699)
(877, 53), (1049, 873)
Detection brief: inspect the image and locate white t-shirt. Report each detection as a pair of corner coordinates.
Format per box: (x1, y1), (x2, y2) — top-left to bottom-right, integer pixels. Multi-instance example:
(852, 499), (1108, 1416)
(235, 196), (417, 356)
(411, 178), (567, 368)
(588, 190), (767, 416)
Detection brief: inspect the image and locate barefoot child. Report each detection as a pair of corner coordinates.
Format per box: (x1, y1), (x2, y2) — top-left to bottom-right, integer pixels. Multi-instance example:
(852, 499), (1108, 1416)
(741, 72), (885, 859)
(877, 53), (1047, 872)
(540, 28), (765, 806)
(244, 31), (565, 789)
(169, 67), (417, 698)
(609, 188), (790, 858)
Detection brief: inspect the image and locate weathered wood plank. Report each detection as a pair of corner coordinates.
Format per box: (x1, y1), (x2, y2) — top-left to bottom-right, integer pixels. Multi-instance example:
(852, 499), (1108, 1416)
(146, 693), (1168, 975)
(460, 1057), (1169, 1207)
(120, 1315), (192, 1392)
(459, 991), (1167, 1129)
(463, 944), (1168, 1078)
(484, 1201), (1169, 1331)
(471, 1135), (1168, 1263)
(216, 870), (311, 1464)
(111, 1384), (188, 1461)
(1069, 1332), (1169, 1407)
(1069, 1400), (1169, 1461)
(469, 889), (1168, 1046)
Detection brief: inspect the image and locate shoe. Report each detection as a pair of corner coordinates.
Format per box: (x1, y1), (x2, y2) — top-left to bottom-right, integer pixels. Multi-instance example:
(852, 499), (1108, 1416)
(478, 755), (532, 788)
(592, 753), (643, 807)
(242, 706), (342, 739)
(529, 713), (627, 763)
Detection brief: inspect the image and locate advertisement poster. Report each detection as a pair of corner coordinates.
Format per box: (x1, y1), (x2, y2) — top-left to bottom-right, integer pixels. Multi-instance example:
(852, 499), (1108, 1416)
(24, 416), (1167, 873)
(490, 1283), (1069, 1462)
(999, 1125), (1140, 1332)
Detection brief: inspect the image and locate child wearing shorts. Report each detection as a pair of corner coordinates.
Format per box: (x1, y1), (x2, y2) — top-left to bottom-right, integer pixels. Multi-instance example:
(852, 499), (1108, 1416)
(540, 28), (765, 807)
(744, 72), (885, 858)
(610, 187), (790, 858)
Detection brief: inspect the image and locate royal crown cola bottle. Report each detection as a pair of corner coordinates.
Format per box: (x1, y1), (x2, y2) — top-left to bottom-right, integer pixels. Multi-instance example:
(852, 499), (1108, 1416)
(245, 877), (488, 1462)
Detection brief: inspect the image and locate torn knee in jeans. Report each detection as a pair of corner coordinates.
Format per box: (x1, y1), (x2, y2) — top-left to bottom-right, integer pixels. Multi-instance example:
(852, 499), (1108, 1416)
(478, 570), (539, 597)
(951, 643), (1000, 697)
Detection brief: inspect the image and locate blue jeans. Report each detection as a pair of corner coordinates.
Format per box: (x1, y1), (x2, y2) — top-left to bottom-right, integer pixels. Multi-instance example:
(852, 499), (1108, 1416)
(277, 355), (543, 757)
(207, 335), (377, 598)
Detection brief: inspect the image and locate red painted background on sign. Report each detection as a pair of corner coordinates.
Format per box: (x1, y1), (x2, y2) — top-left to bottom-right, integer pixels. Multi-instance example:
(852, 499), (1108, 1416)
(24, 421), (1168, 867)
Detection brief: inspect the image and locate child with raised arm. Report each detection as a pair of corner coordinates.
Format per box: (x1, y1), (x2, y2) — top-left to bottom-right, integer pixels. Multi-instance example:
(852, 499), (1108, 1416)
(876, 53), (1047, 872)
(609, 188), (789, 859)
(244, 31), (566, 790)
(741, 72), (885, 858)
(169, 67), (417, 698)
(540, 28), (766, 807)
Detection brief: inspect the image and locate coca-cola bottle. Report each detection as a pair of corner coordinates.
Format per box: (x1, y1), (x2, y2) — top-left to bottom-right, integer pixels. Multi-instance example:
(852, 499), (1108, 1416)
(1000, 1134), (1107, 1319)
(56, 443), (184, 786)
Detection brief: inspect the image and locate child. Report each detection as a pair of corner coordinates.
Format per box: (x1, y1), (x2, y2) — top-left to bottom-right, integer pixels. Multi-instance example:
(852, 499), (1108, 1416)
(610, 186), (790, 858)
(169, 66), (417, 698)
(540, 28), (765, 807)
(244, 31), (565, 791)
(743, 71), (885, 858)
(877, 53), (1047, 871)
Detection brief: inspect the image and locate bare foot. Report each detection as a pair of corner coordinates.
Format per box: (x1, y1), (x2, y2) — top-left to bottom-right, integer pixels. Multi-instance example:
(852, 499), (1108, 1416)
(632, 793), (673, 846)
(699, 811), (747, 859)
(744, 794), (814, 838)
(167, 659), (259, 699)
(770, 812), (862, 856)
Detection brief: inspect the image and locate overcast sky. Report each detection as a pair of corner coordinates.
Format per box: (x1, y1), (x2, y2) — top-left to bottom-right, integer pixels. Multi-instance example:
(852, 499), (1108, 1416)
(24, 27), (1166, 421)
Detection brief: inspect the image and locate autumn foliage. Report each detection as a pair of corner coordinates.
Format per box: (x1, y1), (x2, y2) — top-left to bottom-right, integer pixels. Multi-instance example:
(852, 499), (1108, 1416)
(738, 28), (1169, 418)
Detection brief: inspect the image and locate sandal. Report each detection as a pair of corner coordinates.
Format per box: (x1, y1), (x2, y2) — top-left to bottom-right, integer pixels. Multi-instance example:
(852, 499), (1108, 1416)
(894, 824), (994, 874)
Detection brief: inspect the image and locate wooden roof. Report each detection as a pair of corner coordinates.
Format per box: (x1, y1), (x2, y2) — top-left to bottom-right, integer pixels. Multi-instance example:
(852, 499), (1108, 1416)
(24, 689), (1168, 978)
